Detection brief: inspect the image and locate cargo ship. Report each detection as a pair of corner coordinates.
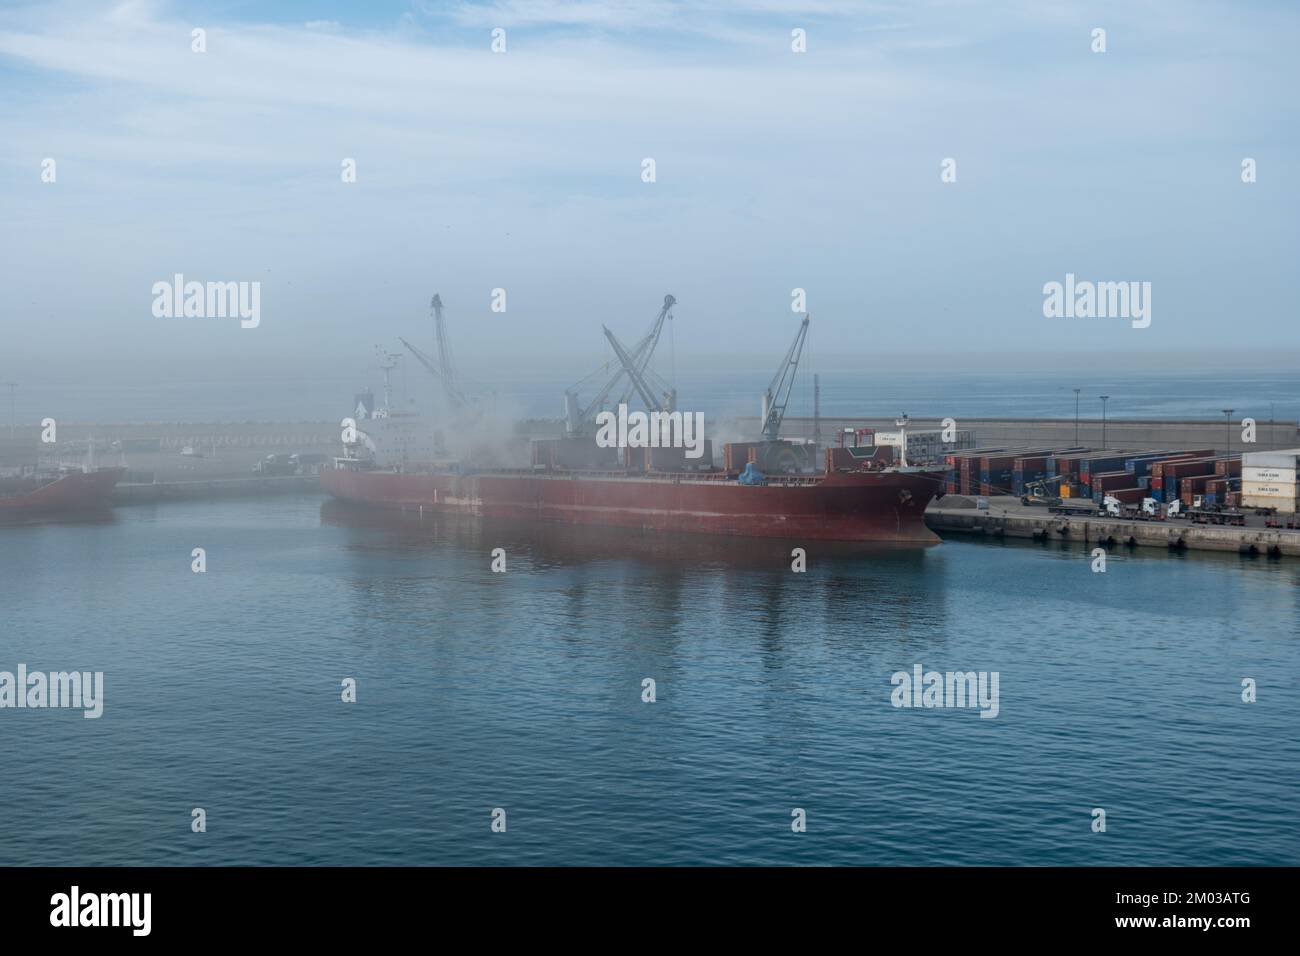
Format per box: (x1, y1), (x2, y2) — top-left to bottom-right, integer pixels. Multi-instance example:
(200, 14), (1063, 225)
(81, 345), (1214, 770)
(320, 294), (946, 544)
(322, 459), (944, 544)
(0, 466), (126, 516)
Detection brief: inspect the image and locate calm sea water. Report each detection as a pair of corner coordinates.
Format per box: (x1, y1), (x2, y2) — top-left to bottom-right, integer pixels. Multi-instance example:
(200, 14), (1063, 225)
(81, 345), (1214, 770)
(2, 496), (1297, 866)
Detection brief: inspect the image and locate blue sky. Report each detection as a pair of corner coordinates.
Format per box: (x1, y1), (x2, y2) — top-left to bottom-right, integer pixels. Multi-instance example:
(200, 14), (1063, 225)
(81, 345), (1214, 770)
(1, 0), (1297, 375)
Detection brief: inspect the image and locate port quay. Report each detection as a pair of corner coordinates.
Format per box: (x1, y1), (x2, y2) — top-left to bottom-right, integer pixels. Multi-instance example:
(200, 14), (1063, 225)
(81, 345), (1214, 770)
(6, 415), (1299, 557)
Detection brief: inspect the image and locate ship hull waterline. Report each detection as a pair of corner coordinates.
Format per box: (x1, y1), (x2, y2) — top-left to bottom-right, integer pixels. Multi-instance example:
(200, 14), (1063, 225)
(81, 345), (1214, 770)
(320, 468), (945, 545)
(0, 467), (126, 515)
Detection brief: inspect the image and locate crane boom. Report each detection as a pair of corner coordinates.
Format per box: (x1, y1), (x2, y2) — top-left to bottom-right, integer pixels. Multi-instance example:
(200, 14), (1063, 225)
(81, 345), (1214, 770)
(398, 336), (443, 382)
(760, 314), (810, 442)
(603, 326), (661, 412)
(431, 294), (454, 384)
(399, 294), (467, 409)
(566, 294), (676, 434)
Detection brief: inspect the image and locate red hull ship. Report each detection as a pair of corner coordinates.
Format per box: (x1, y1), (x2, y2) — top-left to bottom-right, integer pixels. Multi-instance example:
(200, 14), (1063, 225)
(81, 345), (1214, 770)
(321, 465), (944, 544)
(0, 467), (126, 515)
(321, 293), (945, 545)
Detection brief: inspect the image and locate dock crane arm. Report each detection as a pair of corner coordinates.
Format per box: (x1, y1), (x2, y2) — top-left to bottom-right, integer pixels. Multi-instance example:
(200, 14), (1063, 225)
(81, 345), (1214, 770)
(398, 335), (466, 409)
(604, 325), (661, 412)
(760, 314), (810, 442)
(566, 294), (676, 433)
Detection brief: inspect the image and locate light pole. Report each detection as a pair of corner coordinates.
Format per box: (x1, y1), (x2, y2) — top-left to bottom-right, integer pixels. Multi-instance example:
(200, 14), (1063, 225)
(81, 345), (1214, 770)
(1073, 387), (1081, 445)
(1222, 408), (1234, 455)
(1100, 395), (1109, 447)
(3, 382), (15, 440)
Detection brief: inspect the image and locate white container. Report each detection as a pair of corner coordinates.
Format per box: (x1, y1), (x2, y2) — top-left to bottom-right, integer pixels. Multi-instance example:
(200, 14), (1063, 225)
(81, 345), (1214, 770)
(1241, 479), (1300, 498)
(1241, 448), (1300, 469)
(1242, 466), (1297, 484)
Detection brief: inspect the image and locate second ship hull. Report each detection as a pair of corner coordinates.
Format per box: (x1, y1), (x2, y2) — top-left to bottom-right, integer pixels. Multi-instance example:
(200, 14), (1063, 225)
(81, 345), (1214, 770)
(321, 467), (944, 544)
(0, 467), (126, 514)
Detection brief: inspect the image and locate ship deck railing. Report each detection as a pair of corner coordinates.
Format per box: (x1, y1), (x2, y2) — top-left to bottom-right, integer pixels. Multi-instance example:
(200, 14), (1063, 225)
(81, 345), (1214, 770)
(525, 468), (830, 487)
(382, 464), (831, 487)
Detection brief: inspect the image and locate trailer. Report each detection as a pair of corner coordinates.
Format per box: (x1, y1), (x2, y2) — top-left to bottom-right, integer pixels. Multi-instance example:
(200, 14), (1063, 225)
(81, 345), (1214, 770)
(1188, 509), (1247, 527)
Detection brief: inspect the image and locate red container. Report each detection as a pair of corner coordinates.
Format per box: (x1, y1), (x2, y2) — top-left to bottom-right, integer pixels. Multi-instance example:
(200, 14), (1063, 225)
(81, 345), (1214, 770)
(1150, 451), (1216, 478)
(1092, 470), (1138, 492)
(1158, 457), (1218, 480)
(1106, 487), (1146, 504)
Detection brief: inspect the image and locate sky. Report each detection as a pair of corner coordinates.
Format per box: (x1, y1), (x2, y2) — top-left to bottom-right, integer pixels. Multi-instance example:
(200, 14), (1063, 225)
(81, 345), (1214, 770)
(1, 0), (1297, 385)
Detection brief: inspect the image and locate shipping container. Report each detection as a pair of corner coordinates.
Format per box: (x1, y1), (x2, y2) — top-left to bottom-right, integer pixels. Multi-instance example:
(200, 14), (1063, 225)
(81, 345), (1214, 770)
(1241, 448), (1300, 470)
(944, 447), (1006, 468)
(723, 442), (761, 473)
(873, 428), (976, 464)
(644, 441), (714, 471)
(1049, 449), (1126, 481)
(532, 437), (619, 470)
(1096, 487), (1146, 505)
(1090, 470), (1139, 492)
(1242, 465), (1297, 484)
(1241, 479), (1300, 499)
(1154, 457), (1221, 482)
(1212, 457), (1242, 477)
(1078, 456), (1130, 486)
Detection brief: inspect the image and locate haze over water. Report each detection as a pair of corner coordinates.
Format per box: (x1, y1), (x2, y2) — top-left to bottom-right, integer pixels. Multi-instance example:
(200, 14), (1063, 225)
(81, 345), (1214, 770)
(11, 363), (1300, 427)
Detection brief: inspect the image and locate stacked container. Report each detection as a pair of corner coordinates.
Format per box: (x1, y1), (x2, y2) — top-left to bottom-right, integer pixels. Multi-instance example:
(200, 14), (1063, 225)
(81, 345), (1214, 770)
(1241, 448), (1300, 513)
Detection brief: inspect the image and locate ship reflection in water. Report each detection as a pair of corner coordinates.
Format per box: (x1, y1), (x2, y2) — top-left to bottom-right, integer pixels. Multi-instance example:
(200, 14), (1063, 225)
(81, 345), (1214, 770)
(0, 505), (119, 528)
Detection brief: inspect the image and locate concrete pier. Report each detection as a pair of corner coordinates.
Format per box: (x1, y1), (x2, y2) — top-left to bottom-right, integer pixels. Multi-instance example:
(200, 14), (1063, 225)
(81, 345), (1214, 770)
(926, 495), (1300, 557)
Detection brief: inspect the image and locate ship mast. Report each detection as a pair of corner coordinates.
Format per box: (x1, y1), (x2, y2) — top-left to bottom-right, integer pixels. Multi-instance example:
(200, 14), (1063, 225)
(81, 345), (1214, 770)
(374, 346), (401, 416)
(895, 413), (910, 467)
(813, 373), (821, 449)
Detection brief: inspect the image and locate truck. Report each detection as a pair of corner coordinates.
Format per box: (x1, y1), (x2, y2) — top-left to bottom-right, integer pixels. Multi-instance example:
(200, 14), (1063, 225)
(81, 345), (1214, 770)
(253, 454), (297, 476)
(1100, 495), (1169, 521)
(1021, 479), (1061, 508)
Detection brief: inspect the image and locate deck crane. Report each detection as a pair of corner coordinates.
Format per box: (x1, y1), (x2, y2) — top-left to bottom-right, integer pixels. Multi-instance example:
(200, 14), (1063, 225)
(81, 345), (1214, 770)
(760, 314), (810, 442)
(744, 314), (813, 473)
(397, 293), (469, 411)
(565, 294), (676, 435)
(603, 325), (663, 413)
(397, 336), (456, 403)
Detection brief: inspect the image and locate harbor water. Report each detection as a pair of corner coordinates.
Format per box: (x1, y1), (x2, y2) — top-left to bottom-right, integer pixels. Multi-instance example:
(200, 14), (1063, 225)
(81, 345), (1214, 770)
(1, 496), (1297, 866)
